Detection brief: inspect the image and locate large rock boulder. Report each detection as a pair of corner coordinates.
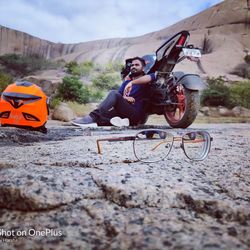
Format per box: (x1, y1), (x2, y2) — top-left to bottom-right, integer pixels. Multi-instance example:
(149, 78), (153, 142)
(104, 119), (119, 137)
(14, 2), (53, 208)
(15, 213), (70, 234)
(232, 106), (250, 117)
(199, 106), (250, 117)
(22, 76), (61, 97)
(199, 106), (210, 116)
(52, 102), (76, 122)
(218, 106), (234, 117)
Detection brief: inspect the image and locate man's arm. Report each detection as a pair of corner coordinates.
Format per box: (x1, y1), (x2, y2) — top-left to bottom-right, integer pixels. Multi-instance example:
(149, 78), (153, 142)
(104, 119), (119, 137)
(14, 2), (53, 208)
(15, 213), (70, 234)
(130, 74), (154, 85)
(124, 73), (155, 96)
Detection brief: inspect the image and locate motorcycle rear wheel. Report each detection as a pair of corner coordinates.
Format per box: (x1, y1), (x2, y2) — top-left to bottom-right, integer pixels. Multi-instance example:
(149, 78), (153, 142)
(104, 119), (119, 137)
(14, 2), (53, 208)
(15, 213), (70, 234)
(164, 85), (199, 128)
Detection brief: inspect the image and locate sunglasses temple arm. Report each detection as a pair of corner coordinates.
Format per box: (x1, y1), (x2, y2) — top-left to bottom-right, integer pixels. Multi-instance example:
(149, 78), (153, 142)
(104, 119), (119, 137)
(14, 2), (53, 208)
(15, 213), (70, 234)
(97, 136), (136, 154)
(151, 140), (170, 151)
(182, 139), (207, 143)
(106, 136), (136, 142)
(97, 140), (102, 154)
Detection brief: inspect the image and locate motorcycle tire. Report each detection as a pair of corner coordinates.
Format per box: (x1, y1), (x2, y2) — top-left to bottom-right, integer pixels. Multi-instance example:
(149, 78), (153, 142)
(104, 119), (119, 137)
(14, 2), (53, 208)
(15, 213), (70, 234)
(164, 85), (199, 128)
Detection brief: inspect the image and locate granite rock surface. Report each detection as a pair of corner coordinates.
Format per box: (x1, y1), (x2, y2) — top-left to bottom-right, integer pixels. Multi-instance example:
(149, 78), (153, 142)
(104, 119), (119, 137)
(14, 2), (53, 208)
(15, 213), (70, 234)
(0, 122), (249, 249)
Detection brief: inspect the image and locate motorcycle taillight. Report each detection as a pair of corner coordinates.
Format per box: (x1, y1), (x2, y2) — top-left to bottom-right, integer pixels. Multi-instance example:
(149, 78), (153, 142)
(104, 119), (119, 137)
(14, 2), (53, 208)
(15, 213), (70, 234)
(177, 36), (186, 46)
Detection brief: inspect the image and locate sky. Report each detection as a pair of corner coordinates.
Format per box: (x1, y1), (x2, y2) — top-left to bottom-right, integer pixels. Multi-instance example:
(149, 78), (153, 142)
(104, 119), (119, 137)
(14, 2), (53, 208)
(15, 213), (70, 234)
(0, 0), (223, 44)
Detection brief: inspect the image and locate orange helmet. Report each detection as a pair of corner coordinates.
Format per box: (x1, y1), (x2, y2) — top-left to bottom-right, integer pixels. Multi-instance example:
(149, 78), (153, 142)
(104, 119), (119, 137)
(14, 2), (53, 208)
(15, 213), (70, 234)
(0, 81), (49, 133)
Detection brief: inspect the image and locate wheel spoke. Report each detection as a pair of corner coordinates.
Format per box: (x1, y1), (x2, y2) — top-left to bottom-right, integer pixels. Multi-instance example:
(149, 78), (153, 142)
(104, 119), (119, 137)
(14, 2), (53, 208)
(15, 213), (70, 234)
(164, 83), (199, 128)
(165, 85), (186, 123)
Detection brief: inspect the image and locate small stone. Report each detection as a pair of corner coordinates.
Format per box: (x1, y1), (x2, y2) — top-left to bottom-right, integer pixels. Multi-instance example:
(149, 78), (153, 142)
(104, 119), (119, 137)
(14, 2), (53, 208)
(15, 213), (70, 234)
(227, 227), (238, 236)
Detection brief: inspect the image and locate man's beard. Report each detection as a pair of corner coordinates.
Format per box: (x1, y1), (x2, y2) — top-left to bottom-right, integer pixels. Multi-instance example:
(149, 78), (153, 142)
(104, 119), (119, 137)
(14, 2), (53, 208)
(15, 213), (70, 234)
(130, 70), (144, 77)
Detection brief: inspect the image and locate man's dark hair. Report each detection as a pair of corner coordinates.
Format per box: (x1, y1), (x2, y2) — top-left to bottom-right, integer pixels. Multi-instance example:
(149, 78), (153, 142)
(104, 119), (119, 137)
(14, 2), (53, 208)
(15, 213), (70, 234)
(131, 57), (146, 67)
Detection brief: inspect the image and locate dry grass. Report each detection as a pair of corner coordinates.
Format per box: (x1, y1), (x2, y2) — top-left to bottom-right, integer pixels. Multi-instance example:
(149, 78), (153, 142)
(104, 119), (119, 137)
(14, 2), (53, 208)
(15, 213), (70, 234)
(144, 114), (250, 125)
(66, 102), (98, 116)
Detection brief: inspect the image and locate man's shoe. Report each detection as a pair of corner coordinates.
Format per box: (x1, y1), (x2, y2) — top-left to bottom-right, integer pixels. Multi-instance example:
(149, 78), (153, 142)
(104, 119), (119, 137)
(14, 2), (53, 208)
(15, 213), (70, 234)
(110, 116), (129, 127)
(71, 115), (97, 128)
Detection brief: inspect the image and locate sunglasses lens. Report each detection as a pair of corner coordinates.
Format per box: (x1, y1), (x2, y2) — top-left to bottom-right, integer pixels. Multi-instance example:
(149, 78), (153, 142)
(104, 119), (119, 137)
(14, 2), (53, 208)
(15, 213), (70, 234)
(182, 131), (210, 160)
(133, 130), (173, 162)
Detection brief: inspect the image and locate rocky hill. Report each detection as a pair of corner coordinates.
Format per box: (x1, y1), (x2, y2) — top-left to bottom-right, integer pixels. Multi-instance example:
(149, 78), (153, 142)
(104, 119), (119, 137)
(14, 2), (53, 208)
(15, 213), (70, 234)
(0, 0), (249, 77)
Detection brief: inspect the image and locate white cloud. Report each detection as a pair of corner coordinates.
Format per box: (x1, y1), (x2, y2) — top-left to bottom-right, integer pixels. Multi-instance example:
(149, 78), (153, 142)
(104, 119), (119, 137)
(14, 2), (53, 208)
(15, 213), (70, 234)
(0, 0), (223, 43)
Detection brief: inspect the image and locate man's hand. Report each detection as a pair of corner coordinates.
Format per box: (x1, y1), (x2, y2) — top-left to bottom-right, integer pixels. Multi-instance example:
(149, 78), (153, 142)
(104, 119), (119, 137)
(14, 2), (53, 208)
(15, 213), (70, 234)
(124, 82), (132, 96)
(123, 96), (135, 104)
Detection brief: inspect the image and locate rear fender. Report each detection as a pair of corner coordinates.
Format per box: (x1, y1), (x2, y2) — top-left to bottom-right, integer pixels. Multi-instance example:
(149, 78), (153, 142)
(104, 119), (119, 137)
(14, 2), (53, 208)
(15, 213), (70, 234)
(173, 71), (206, 90)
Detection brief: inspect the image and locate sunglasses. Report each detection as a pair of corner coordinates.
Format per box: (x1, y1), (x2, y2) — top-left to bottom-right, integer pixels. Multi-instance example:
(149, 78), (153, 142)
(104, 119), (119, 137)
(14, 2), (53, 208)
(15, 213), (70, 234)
(97, 129), (213, 163)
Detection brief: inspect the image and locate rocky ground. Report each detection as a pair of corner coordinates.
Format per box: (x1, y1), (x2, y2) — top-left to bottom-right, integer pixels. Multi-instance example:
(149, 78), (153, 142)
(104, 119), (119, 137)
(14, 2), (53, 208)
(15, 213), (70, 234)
(0, 121), (249, 250)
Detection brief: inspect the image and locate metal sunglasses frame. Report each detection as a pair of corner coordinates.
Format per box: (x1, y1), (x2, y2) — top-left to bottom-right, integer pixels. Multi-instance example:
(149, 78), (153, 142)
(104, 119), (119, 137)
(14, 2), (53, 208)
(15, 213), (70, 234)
(96, 129), (213, 163)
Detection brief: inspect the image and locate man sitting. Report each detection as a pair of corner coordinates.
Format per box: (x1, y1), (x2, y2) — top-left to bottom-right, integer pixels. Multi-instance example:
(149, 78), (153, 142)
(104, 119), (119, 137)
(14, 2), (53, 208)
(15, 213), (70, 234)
(72, 57), (156, 127)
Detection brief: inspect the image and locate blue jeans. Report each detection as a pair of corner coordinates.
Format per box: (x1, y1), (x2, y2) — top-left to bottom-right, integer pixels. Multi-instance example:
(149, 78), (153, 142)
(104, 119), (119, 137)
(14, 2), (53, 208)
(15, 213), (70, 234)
(90, 90), (145, 126)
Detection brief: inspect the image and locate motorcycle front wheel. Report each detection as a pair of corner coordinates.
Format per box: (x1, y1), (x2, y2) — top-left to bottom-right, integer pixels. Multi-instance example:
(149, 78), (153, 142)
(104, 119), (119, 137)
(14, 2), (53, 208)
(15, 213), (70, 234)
(164, 84), (199, 128)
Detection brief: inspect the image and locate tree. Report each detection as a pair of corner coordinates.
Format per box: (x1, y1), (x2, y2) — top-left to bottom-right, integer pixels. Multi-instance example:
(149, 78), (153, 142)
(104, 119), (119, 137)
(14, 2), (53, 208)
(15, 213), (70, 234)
(58, 76), (90, 104)
(92, 73), (120, 90)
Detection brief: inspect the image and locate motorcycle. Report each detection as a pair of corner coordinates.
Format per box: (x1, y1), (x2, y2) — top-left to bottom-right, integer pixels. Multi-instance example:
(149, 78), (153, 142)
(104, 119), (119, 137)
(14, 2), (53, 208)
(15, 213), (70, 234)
(121, 30), (206, 128)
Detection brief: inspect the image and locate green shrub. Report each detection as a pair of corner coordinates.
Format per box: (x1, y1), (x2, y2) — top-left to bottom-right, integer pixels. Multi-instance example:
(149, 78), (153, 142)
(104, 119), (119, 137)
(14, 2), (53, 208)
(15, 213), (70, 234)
(0, 54), (58, 76)
(88, 86), (104, 102)
(56, 59), (66, 66)
(57, 76), (90, 104)
(201, 77), (250, 109)
(104, 62), (123, 73)
(80, 85), (91, 104)
(94, 63), (104, 72)
(201, 77), (231, 107)
(229, 81), (250, 109)
(0, 71), (13, 92)
(49, 96), (62, 109)
(65, 61), (78, 74)
(71, 61), (94, 77)
(92, 73), (120, 90)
